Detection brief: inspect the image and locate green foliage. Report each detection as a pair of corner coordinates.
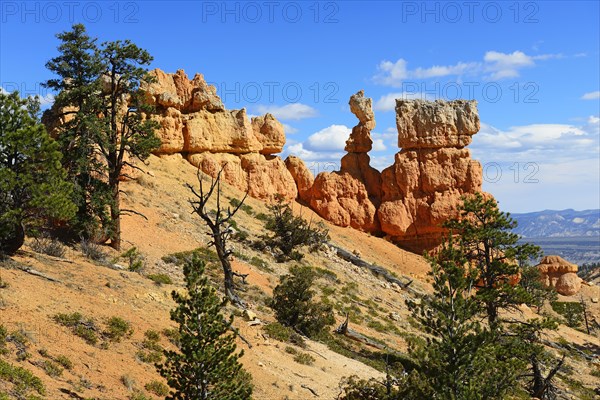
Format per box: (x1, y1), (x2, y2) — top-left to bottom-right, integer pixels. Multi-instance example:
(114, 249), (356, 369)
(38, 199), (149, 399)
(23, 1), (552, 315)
(262, 196), (329, 261)
(520, 265), (557, 311)
(229, 198), (253, 215)
(120, 247), (145, 272)
(0, 325), (7, 355)
(55, 355), (73, 370)
(157, 254), (253, 399)
(270, 266), (335, 338)
(53, 312), (98, 345)
(147, 273), (173, 285)
(145, 380), (169, 396)
(293, 352), (315, 366)
(161, 247), (219, 267)
(263, 322), (292, 342)
(551, 301), (584, 328)
(0, 358), (45, 397)
(444, 193), (542, 325)
(137, 330), (163, 364)
(249, 256), (273, 273)
(0, 91), (76, 255)
(44, 23), (160, 248)
(104, 316), (133, 342)
(41, 359), (63, 377)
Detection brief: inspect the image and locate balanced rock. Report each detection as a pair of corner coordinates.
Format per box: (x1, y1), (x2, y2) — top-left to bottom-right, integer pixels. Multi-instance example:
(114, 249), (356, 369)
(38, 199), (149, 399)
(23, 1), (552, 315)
(396, 99), (479, 149)
(310, 90), (381, 232)
(536, 255), (582, 296)
(378, 99), (483, 252)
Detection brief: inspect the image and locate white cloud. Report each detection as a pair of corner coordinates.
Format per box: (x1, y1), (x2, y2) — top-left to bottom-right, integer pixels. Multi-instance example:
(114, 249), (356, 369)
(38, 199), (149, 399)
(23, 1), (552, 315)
(483, 50), (534, 79)
(373, 51), (561, 86)
(255, 103), (318, 120)
(0, 87), (8, 94)
(305, 124), (350, 151)
(373, 92), (436, 112)
(581, 91), (600, 100)
(39, 93), (55, 107)
(373, 59), (409, 87)
(472, 118), (599, 163)
(285, 142), (344, 163)
(282, 123), (298, 134)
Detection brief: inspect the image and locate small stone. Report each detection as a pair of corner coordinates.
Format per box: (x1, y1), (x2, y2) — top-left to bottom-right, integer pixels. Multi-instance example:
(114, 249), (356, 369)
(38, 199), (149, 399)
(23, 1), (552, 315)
(258, 362), (264, 367)
(243, 309), (257, 321)
(389, 312), (401, 322)
(591, 298), (599, 303)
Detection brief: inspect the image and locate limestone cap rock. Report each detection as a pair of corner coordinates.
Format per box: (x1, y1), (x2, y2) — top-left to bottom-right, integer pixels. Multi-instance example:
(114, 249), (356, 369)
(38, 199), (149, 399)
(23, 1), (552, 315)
(536, 255), (578, 274)
(396, 99), (479, 149)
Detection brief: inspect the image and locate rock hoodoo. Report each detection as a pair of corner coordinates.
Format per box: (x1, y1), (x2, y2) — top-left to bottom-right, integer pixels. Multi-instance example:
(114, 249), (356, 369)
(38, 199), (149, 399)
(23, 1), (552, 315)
(309, 91), (382, 232)
(143, 69), (296, 201)
(536, 255), (582, 296)
(378, 99), (482, 252)
(300, 94), (483, 253)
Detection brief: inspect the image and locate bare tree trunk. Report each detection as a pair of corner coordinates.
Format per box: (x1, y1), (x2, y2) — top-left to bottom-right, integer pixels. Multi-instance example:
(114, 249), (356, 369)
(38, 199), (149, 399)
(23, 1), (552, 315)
(109, 176), (121, 250)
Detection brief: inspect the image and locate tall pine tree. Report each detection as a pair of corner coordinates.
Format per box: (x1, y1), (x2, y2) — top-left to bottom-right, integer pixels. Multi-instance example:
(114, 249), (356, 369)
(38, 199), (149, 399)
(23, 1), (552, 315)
(158, 254), (253, 400)
(0, 91), (75, 254)
(44, 24), (160, 249)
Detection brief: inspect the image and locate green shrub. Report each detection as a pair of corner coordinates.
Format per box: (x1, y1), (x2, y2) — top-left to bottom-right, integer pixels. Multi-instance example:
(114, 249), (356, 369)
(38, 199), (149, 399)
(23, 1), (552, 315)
(41, 359), (63, 377)
(55, 355), (73, 370)
(0, 325), (7, 354)
(255, 213), (268, 221)
(0, 358), (45, 396)
(229, 198), (253, 215)
(137, 350), (162, 364)
(270, 266), (335, 338)
(285, 346), (298, 355)
(147, 273), (173, 285)
(105, 317), (133, 342)
(249, 256), (273, 273)
(293, 352), (315, 365)
(144, 330), (160, 342)
(551, 301), (584, 328)
(144, 380), (169, 396)
(129, 391), (151, 400)
(161, 327), (180, 346)
(121, 374), (136, 390)
(161, 247), (218, 267)
(31, 237), (66, 258)
(262, 196), (329, 262)
(263, 322), (292, 342)
(121, 247), (145, 272)
(53, 312), (98, 345)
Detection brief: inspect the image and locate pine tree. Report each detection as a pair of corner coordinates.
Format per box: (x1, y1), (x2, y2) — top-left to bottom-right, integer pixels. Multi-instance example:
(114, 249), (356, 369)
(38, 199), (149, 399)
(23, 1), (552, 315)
(43, 23), (112, 240)
(444, 192), (542, 326)
(403, 238), (516, 399)
(158, 254), (253, 400)
(0, 91), (76, 255)
(44, 24), (160, 249)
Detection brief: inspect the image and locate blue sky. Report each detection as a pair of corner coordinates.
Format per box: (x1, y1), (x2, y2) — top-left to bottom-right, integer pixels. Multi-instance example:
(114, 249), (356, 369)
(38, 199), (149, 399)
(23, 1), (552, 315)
(1, 0), (599, 213)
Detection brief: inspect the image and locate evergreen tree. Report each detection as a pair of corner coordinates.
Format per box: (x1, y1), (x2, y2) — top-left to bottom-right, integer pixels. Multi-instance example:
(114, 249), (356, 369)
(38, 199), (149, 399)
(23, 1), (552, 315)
(158, 254), (253, 400)
(403, 238), (518, 399)
(444, 192), (542, 326)
(44, 24), (160, 249)
(0, 91), (76, 255)
(43, 23), (112, 240)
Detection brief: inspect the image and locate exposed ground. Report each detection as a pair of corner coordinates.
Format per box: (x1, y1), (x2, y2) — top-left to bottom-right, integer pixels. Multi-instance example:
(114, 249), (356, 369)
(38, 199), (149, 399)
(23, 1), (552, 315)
(1, 154), (598, 399)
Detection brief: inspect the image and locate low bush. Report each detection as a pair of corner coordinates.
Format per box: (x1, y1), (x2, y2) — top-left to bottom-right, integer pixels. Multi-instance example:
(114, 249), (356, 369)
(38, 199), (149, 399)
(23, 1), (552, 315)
(105, 317), (133, 342)
(147, 273), (172, 285)
(293, 352), (315, 365)
(0, 358), (45, 397)
(80, 239), (107, 262)
(144, 380), (169, 396)
(53, 312), (98, 345)
(31, 237), (66, 258)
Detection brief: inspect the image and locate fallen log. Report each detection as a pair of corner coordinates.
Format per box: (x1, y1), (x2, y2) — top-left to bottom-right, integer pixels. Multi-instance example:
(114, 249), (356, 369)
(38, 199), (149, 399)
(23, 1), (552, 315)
(334, 315), (385, 350)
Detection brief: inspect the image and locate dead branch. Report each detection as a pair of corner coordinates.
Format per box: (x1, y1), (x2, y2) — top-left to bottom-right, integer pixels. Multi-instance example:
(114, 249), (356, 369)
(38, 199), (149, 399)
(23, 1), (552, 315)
(301, 384), (319, 397)
(16, 265), (62, 283)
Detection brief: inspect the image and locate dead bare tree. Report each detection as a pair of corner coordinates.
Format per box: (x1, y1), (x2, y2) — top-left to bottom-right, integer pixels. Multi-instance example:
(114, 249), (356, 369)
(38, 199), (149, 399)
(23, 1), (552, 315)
(187, 167), (248, 307)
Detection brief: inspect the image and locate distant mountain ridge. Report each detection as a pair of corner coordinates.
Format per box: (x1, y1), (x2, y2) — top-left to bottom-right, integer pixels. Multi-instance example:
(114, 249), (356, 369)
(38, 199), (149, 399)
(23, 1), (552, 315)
(512, 209), (600, 265)
(511, 209), (600, 238)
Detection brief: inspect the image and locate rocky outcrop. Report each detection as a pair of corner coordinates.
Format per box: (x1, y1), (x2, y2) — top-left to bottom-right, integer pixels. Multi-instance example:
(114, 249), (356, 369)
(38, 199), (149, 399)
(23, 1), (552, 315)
(310, 91), (382, 232)
(290, 95), (484, 253)
(377, 99), (482, 252)
(143, 69), (294, 200)
(537, 255), (582, 296)
(284, 156), (314, 203)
